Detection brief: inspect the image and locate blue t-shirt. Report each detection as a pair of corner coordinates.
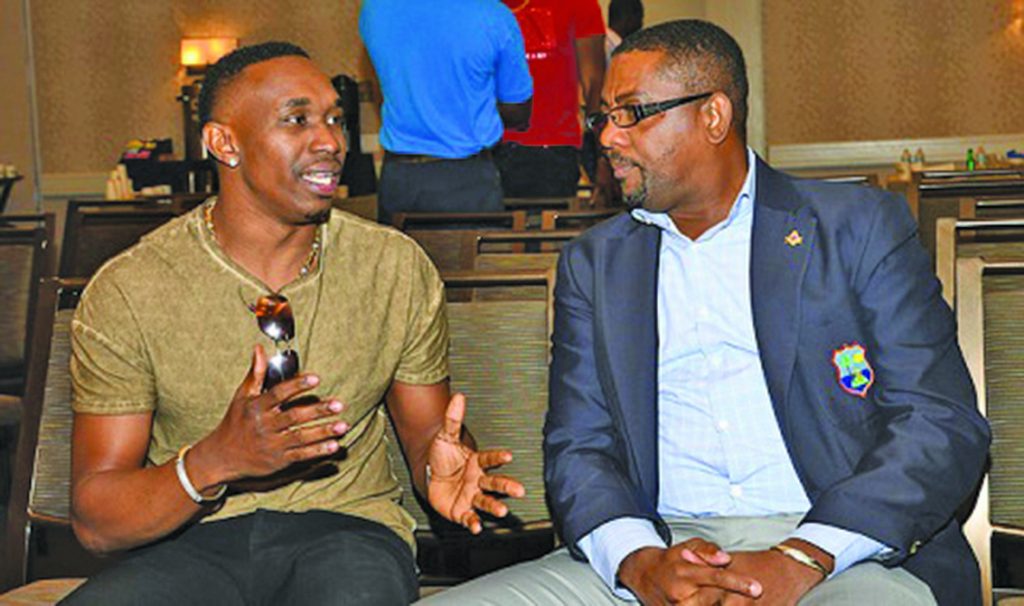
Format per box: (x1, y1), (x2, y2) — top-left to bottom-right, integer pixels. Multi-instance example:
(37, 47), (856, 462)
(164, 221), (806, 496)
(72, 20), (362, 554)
(360, 0), (533, 158)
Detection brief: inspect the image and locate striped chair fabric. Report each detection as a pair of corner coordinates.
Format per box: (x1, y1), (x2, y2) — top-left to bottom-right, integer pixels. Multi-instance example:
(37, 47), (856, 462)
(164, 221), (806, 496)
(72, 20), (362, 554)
(383, 270), (555, 582)
(1, 279), (88, 603)
(957, 260), (1024, 605)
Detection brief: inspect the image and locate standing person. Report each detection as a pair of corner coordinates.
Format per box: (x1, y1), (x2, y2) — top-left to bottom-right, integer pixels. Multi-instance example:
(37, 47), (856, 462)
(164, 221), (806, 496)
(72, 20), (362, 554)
(360, 0), (533, 225)
(496, 0), (614, 205)
(421, 20), (989, 606)
(62, 42), (523, 606)
(606, 0), (644, 60)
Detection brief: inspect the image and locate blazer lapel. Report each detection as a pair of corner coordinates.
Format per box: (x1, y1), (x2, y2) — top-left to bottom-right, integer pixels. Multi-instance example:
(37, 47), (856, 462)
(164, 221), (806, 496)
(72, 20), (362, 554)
(598, 221), (661, 503)
(751, 160), (816, 412)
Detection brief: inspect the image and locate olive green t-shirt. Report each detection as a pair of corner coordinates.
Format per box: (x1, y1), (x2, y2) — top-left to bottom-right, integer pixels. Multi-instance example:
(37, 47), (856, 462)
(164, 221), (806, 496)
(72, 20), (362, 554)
(70, 203), (449, 548)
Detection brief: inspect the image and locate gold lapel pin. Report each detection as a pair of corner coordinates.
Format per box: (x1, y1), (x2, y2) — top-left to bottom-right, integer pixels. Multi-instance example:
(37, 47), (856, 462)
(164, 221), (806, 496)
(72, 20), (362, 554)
(785, 229), (803, 247)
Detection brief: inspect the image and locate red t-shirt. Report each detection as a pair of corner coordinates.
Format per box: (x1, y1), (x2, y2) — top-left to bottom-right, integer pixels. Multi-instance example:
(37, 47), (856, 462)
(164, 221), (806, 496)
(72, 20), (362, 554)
(501, 0), (605, 147)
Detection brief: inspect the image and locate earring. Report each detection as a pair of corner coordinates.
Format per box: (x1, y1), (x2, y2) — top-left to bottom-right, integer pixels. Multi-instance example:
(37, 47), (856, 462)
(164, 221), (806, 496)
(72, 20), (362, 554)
(228, 157), (239, 168)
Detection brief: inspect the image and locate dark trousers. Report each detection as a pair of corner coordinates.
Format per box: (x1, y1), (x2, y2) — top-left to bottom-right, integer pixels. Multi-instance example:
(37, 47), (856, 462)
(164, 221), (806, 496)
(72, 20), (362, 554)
(60, 509), (418, 606)
(494, 143), (580, 198)
(378, 155), (503, 226)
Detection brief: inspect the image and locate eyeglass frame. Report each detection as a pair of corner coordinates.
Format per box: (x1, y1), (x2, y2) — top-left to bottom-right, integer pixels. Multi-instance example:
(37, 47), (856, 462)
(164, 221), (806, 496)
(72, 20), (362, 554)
(585, 91), (715, 133)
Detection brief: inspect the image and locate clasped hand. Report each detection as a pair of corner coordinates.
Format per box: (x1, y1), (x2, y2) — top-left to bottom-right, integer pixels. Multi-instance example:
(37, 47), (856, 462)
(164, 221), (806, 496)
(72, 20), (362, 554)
(620, 538), (827, 606)
(425, 393), (526, 534)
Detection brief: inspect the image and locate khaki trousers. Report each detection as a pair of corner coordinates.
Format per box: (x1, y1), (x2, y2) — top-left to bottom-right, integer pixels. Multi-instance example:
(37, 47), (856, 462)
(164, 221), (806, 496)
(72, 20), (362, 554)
(417, 514), (935, 605)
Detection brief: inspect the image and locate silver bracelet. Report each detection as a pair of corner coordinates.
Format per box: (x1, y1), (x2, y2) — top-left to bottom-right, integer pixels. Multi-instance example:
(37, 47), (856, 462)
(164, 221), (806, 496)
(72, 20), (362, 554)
(175, 444), (227, 504)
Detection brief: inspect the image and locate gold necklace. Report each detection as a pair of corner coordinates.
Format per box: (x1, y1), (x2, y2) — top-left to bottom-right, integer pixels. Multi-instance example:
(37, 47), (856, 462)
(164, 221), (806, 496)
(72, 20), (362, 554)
(203, 199), (322, 278)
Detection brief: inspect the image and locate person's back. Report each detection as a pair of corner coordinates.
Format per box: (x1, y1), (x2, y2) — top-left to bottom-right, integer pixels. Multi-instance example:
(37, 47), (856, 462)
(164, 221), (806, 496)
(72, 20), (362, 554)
(495, 0), (612, 201)
(361, 0), (532, 159)
(360, 0), (533, 224)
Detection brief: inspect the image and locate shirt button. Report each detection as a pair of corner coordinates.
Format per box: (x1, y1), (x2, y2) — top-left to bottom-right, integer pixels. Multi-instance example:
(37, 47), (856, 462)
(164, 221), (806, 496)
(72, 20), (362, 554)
(730, 484), (743, 498)
(717, 420), (730, 432)
(697, 307), (709, 320)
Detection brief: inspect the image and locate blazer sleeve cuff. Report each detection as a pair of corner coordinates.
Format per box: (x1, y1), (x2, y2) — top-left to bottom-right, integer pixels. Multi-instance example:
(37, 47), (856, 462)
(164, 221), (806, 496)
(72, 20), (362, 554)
(789, 522), (892, 577)
(578, 517), (668, 601)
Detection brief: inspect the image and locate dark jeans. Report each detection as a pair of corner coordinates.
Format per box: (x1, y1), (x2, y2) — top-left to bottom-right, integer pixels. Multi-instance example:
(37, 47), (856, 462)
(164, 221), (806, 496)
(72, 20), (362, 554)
(378, 155), (503, 226)
(494, 143), (580, 198)
(60, 509), (418, 606)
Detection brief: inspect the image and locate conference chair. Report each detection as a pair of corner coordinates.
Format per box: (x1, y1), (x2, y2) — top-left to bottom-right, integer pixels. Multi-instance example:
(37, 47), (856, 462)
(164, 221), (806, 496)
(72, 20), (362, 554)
(0, 217), (56, 576)
(960, 198), (1024, 220)
(957, 258), (1024, 606)
(907, 172), (1024, 258)
(502, 196), (582, 214)
(470, 232), (578, 301)
(540, 208), (621, 231)
(935, 218), (1024, 307)
(393, 211), (528, 273)
(819, 173), (881, 187)
(0, 215), (55, 398)
(1, 278), (100, 603)
(59, 196), (205, 278)
(384, 269), (556, 584)
(475, 229), (580, 254)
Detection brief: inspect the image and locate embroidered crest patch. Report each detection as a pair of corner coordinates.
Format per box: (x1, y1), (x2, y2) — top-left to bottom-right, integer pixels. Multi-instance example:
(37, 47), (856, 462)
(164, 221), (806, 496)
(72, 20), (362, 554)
(831, 342), (874, 398)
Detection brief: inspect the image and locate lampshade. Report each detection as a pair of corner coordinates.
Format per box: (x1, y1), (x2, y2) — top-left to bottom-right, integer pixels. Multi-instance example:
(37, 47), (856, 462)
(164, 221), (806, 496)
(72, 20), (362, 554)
(180, 37), (238, 69)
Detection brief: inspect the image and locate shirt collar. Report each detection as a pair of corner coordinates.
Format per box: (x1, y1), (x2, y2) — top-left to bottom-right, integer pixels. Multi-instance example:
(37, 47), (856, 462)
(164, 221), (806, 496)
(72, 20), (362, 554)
(631, 147), (757, 240)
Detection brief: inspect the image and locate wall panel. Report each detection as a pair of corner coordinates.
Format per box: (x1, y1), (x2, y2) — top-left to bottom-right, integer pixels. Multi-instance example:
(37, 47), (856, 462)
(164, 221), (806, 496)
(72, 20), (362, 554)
(764, 0), (1024, 145)
(31, 0), (366, 173)
(1, 0), (37, 211)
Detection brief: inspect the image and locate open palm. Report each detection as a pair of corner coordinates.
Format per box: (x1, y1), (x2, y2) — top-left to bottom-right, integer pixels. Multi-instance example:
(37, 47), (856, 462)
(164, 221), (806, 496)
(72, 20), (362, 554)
(426, 393), (525, 533)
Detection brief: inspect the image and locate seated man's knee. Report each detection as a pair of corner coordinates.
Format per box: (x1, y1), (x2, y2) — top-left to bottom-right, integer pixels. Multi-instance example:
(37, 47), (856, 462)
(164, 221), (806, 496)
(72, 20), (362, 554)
(276, 529), (418, 605)
(61, 555), (243, 606)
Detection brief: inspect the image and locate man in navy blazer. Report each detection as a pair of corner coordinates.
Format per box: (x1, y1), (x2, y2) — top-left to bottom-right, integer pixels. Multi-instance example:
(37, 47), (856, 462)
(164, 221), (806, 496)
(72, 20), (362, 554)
(422, 19), (989, 606)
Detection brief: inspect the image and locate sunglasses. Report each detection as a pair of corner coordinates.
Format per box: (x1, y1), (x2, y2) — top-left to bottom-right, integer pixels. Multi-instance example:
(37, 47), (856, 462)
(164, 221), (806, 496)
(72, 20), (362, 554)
(248, 293), (299, 391)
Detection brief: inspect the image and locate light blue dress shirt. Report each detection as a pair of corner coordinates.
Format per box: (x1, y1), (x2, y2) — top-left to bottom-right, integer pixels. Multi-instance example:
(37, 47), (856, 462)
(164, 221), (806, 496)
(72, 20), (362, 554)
(577, 149), (886, 599)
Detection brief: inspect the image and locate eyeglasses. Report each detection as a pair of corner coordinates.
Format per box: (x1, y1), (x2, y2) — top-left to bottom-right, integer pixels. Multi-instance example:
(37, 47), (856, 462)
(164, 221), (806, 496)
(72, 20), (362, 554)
(249, 293), (299, 391)
(585, 91), (714, 133)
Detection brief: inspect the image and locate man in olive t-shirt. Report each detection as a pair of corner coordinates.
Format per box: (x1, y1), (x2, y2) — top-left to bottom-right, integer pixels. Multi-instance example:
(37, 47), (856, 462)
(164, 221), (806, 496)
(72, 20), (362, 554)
(62, 42), (523, 606)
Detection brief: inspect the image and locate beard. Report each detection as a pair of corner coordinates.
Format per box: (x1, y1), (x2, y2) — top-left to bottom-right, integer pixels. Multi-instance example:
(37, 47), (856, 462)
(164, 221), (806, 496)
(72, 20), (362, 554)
(609, 152), (679, 214)
(622, 178), (648, 208)
(609, 151), (649, 209)
(303, 207), (332, 225)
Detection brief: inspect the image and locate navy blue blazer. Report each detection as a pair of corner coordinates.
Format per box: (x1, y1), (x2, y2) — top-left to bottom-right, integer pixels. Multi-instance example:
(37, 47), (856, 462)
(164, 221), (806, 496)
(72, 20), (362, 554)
(543, 158), (991, 605)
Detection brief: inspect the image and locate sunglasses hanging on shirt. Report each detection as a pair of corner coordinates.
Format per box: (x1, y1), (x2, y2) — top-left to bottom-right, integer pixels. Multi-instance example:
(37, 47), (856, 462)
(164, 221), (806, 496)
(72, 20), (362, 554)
(248, 293), (299, 392)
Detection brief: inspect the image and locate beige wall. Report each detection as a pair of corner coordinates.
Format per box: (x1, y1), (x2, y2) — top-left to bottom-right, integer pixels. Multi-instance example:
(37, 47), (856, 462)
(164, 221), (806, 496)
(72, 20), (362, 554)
(30, 0), (367, 174)
(18, 1), (1024, 182)
(1, 0), (37, 212)
(32, 0), (724, 176)
(598, 0), (704, 26)
(764, 0), (1024, 145)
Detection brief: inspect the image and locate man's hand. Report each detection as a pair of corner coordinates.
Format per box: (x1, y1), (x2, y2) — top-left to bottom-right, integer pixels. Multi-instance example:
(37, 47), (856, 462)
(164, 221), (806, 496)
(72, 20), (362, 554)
(189, 345), (351, 490)
(617, 539), (763, 606)
(720, 541), (832, 606)
(426, 393), (525, 533)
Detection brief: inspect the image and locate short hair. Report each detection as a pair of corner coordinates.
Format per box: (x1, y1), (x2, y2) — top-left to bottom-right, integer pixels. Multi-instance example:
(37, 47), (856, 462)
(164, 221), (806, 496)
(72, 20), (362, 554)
(614, 20), (748, 140)
(608, 0), (644, 39)
(198, 41), (310, 128)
